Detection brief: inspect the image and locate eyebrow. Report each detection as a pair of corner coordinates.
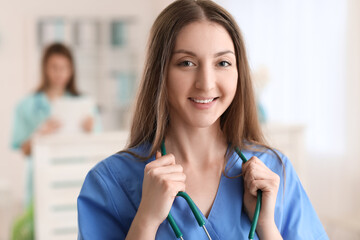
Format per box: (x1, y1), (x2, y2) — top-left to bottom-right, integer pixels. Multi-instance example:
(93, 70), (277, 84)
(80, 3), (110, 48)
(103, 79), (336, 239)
(172, 49), (235, 57)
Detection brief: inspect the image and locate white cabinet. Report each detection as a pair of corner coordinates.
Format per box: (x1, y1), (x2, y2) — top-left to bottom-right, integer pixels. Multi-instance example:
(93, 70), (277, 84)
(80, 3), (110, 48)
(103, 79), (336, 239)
(33, 132), (128, 240)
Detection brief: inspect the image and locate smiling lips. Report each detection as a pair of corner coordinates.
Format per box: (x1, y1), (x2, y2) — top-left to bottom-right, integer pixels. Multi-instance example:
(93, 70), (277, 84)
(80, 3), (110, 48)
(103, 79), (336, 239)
(189, 97), (218, 104)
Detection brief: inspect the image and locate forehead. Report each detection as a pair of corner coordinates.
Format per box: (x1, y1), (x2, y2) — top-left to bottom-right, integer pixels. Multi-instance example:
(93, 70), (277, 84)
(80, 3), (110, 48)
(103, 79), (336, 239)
(47, 54), (70, 64)
(173, 20), (235, 54)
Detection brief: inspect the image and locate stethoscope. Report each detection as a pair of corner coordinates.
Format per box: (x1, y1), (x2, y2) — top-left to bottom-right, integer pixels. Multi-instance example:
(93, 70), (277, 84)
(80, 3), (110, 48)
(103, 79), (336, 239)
(161, 140), (262, 240)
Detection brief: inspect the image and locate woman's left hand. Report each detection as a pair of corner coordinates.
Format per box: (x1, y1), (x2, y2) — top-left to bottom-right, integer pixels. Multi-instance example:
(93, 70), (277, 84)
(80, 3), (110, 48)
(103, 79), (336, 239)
(242, 156), (282, 239)
(82, 116), (94, 133)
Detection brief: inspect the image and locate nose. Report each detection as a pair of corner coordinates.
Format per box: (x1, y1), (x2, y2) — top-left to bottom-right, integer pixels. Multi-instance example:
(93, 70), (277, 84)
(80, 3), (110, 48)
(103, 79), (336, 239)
(195, 63), (216, 91)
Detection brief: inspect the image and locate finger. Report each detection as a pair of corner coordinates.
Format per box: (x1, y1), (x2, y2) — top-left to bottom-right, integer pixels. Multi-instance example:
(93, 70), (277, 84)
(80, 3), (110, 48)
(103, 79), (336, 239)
(244, 167), (277, 193)
(248, 179), (279, 196)
(51, 124), (61, 130)
(167, 181), (186, 197)
(82, 118), (89, 125)
(161, 172), (186, 182)
(156, 151), (161, 159)
(49, 118), (59, 124)
(86, 117), (94, 124)
(148, 164), (184, 176)
(244, 165), (269, 185)
(242, 156), (254, 173)
(242, 157), (271, 177)
(242, 156), (260, 172)
(243, 158), (261, 183)
(50, 120), (61, 128)
(243, 160), (272, 188)
(146, 153), (175, 169)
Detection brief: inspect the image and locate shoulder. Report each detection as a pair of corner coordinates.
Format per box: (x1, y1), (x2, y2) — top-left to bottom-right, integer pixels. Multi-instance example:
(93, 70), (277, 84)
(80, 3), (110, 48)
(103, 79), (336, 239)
(90, 143), (155, 187)
(80, 143), (155, 209)
(14, 93), (47, 118)
(241, 145), (290, 175)
(16, 93), (41, 109)
(240, 145), (302, 187)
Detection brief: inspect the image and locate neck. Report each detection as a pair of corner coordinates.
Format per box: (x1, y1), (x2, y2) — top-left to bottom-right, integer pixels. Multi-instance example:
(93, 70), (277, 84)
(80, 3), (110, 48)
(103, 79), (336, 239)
(45, 87), (65, 101)
(165, 119), (228, 168)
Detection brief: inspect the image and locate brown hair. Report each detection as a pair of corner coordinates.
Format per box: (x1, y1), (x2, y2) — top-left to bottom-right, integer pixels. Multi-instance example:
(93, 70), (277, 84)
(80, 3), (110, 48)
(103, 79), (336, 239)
(124, 0), (283, 176)
(36, 42), (79, 96)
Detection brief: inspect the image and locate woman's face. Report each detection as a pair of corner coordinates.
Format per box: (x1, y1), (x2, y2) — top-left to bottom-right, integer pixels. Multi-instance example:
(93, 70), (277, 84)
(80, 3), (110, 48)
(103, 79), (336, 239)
(167, 21), (238, 128)
(46, 54), (73, 90)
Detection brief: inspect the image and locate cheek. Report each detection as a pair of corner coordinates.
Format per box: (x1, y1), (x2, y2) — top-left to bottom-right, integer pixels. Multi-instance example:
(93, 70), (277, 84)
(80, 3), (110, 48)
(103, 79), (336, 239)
(63, 69), (72, 80)
(46, 68), (56, 80)
(230, 77), (238, 98)
(167, 68), (193, 99)
(221, 70), (238, 102)
(58, 70), (72, 83)
(59, 66), (72, 77)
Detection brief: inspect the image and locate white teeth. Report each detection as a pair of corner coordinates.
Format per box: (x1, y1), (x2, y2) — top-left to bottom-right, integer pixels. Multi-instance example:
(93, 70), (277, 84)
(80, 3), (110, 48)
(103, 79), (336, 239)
(191, 98), (215, 104)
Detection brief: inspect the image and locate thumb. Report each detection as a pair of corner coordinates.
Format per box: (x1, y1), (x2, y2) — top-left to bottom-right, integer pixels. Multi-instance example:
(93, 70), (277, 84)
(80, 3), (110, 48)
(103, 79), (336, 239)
(156, 151), (162, 159)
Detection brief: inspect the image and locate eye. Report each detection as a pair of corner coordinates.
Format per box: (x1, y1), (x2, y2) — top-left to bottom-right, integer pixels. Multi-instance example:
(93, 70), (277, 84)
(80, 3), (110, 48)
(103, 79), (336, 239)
(218, 61), (231, 67)
(178, 60), (195, 67)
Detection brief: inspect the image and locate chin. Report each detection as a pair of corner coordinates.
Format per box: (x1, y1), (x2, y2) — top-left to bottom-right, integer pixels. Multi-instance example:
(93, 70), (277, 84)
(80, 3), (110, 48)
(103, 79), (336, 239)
(187, 117), (219, 129)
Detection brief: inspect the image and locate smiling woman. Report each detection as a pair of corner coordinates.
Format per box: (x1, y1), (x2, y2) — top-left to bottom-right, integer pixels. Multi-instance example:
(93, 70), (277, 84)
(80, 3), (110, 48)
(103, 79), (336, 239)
(167, 21), (237, 128)
(165, 20), (238, 221)
(77, 0), (329, 239)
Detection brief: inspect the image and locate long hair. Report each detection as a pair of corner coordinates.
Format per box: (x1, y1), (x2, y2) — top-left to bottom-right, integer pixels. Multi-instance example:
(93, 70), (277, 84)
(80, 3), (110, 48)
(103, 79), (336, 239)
(36, 42), (79, 96)
(125, 0), (283, 176)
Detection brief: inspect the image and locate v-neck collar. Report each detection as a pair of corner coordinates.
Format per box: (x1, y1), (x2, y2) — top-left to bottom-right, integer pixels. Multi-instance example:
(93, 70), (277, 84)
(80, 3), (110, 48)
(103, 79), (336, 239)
(203, 150), (240, 222)
(168, 151), (240, 239)
(176, 148), (237, 222)
(200, 172), (224, 221)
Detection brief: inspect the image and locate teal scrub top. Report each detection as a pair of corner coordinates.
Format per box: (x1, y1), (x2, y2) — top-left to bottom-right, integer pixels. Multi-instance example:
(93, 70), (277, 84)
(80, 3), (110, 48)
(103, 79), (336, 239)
(11, 91), (102, 206)
(77, 143), (329, 240)
(11, 92), (102, 150)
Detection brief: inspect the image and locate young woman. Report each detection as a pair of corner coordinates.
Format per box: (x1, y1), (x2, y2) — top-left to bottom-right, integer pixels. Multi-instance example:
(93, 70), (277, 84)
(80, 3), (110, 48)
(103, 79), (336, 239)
(11, 43), (101, 205)
(77, 1), (328, 239)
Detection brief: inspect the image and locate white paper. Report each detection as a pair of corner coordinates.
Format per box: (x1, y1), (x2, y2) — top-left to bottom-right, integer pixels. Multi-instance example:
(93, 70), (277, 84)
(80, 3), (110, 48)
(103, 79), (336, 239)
(51, 97), (95, 135)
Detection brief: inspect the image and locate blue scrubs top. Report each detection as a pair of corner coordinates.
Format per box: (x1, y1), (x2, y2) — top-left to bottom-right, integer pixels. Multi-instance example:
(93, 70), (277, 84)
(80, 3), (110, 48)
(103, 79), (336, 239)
(77, 143), (329, 240)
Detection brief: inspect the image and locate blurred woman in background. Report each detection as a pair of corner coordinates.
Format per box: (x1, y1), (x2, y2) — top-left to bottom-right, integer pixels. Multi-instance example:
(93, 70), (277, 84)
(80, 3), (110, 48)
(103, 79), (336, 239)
(10, 42), (101, 240)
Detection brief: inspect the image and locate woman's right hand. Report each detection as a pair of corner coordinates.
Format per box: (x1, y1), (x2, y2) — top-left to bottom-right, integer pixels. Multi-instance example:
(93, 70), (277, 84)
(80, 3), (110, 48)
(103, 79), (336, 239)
(37, 118), (61, 135)
(137, 151), (186, 228)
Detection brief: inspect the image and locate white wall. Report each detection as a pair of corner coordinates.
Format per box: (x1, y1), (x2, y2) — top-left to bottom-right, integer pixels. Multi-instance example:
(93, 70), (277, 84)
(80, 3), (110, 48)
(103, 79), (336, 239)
(345, 0), (360, 215)
(0, 0), (159, 239)
(220, 0), (360, 235)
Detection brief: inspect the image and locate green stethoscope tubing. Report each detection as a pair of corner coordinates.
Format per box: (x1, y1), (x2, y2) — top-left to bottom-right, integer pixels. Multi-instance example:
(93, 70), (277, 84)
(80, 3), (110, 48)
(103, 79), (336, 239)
(235, 147), (262, 240)
(161, 140), (262, 240)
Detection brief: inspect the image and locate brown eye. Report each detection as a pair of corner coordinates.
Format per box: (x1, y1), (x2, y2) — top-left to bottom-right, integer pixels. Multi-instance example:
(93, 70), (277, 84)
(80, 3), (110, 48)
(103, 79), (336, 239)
(178, 60), (195, 67)
(218, 61), (231, 67)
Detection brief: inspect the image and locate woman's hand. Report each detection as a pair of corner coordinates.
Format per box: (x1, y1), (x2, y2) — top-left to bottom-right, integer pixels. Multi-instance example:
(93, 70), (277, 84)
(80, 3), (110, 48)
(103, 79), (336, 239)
(242, 156), (282, 239)
(37, 118), (61, 135)
(126, 152), (185, 239)
(21, 139), (32, 156)
(23, 118), (60, 156)
(137, 151), (186, 228)
(81, 116), (94, 133)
